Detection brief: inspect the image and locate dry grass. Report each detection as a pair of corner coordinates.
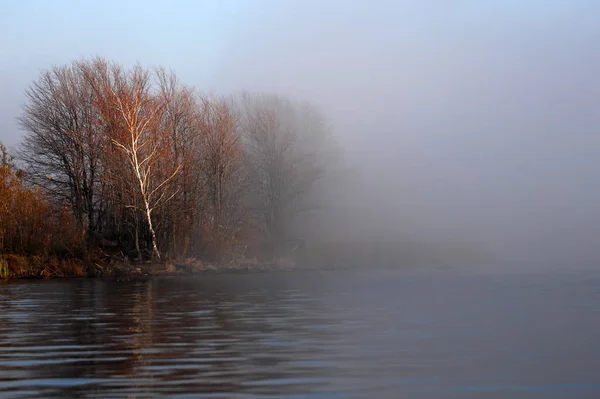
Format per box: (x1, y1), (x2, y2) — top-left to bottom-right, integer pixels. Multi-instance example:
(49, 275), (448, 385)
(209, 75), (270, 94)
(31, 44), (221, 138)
(0, 256), (9, 279)
(0, 254), (86, 279)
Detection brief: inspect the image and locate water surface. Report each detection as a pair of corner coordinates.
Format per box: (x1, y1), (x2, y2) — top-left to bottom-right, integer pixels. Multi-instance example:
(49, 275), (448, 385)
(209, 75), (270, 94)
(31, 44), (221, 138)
(1, 270), (599, 398)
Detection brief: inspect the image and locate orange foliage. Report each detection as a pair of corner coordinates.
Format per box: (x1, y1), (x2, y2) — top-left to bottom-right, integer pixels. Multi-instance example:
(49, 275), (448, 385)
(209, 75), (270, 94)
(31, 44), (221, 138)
(0, 143), (84, 257)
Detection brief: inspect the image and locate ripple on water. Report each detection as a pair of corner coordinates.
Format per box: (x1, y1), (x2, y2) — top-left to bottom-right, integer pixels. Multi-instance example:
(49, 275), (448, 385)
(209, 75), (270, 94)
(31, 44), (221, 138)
(0, 272), (600, 398)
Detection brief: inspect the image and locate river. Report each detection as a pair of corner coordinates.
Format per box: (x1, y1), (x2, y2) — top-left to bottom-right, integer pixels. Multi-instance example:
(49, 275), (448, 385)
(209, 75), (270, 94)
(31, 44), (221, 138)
(1, 269), (599, 398)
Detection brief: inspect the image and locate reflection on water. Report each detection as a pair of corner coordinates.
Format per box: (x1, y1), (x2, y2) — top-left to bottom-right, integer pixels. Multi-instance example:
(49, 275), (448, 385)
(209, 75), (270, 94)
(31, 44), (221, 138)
(1, 271), (600, 398)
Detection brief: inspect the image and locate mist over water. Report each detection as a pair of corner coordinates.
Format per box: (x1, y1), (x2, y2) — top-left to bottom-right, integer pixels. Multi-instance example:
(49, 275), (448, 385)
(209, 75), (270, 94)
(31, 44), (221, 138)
(213, 2), (600, 268)
(2, 1), (600, 268)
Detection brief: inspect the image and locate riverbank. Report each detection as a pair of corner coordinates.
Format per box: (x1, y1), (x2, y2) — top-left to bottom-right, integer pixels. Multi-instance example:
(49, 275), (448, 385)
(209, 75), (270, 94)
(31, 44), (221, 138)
(0, 240), (485, 280)
(0, 254), (301, 280)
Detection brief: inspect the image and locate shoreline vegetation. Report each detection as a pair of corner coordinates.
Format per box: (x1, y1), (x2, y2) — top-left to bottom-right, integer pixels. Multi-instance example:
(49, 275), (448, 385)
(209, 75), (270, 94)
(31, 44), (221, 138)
(1, 56), (344, 279)
(0, 239), (481, 280)
(1, 57), (482, 280)
(0, 253), (301, 280)
(0, 231), (483, 279)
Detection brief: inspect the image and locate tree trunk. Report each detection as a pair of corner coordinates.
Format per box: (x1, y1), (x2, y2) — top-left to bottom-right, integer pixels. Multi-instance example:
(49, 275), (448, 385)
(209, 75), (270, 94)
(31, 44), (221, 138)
(134, 223), (141, 261)
(144, 200), (161, 260)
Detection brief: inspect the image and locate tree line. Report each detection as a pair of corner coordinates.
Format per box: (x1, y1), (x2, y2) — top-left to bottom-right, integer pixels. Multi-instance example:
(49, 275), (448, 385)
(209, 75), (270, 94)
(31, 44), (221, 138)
(2, 57), (338, 264)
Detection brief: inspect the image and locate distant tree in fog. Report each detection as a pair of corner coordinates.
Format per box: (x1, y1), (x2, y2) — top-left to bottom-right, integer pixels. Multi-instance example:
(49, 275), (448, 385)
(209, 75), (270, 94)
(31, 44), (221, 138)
(238, 93), (335, 250)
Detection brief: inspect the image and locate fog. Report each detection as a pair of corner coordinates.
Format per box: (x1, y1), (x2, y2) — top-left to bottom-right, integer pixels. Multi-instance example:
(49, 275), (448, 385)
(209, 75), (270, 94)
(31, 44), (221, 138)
(2, 1), (600, 269)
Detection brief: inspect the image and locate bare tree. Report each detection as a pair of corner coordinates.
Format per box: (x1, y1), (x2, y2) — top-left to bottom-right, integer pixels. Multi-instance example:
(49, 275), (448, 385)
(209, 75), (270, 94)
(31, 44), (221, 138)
(19, 60), (107, 235)
(197, 95), (247, 260)
(86, 63), (180, 260)
(155, 68), (202, 257)
(238, 93), (335, 252)
(17, 57), (340, 264)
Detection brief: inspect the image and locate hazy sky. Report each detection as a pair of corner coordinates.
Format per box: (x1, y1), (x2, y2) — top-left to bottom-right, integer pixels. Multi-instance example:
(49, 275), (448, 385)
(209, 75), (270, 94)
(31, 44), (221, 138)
(2, 1), (600, 266)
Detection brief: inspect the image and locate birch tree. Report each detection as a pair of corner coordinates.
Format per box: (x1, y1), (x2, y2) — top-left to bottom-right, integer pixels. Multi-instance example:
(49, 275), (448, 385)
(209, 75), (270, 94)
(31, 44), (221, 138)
(87, 63), (180, 260)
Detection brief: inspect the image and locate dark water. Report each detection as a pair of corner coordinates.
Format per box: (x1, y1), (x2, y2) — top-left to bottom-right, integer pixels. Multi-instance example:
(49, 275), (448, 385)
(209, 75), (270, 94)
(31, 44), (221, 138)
(1, 270), (600, 399)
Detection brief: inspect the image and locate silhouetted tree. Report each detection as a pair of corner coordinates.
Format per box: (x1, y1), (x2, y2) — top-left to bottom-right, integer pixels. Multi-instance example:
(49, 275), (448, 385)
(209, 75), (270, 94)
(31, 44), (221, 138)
(19, 61), (107, 235)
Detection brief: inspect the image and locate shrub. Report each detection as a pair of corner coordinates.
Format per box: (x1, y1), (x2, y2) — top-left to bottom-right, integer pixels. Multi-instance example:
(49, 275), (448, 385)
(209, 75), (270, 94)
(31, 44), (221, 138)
(0, 142), (85, 267)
